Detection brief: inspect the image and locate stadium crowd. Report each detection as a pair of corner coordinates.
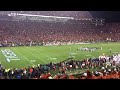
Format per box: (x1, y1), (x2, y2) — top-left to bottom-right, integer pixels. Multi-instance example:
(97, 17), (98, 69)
(0, 54), (120, 79)
(0, 20), (120, 47)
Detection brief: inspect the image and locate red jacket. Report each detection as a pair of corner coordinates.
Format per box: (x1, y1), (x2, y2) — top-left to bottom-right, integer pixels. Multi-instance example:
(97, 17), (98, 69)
(69, 75), (75, 79)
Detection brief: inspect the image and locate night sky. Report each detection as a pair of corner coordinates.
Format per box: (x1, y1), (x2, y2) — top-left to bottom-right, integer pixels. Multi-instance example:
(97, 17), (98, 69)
(90, 11), (120, 22)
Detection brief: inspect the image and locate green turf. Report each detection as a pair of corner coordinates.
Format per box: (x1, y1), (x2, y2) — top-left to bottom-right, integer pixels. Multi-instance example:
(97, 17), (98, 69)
(0, 42), (120, 69)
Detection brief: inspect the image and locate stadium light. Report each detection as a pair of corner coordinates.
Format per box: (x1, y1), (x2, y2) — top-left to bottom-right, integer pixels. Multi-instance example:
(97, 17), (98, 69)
(16, 13), (74, 19)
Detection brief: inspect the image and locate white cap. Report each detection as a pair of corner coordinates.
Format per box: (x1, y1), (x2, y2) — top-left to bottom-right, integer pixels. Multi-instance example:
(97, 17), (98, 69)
(82, 64), (85, 66)
(95, 71), (98, 74)
(108, 69), (111, 71)
(114, 68), (117, 71)
(83, 73), (87, 76)
(48, 76), (53, 79)
(102, 67), (105, 69)
(104, 70), (106, 72)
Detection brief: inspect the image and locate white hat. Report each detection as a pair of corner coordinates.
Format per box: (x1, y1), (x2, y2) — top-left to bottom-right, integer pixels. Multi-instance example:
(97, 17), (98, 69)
(104, 70), (106, 72)
(83, 73), (87, 76)
(114, 68), (117, 71)
(48, 76), (53, 79)
(108, 69), (111, 71)
(102, 67), (105, 69)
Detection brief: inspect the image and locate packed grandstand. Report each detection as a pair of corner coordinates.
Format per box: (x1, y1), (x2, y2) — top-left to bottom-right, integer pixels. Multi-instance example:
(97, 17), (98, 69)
(0, 11), (120, 79)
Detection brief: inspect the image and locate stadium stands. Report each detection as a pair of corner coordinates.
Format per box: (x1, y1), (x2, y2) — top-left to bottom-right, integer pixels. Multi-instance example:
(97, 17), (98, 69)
(0, 19), (120, 47)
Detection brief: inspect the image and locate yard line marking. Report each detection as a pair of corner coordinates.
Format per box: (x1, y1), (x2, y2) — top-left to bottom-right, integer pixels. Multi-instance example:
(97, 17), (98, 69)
(29, 53), (47, 63)
(20, 48), (47, 63)
(30, 48), (58, 62)
(12, 48), (35, 66)
(30, 48), (53, 60)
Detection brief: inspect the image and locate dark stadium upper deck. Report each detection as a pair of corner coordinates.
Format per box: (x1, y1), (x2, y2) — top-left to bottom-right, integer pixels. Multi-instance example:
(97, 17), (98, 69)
(0, 11), (93, 18)
(0, 11), (119, 22)
(0, 11), (104, 25)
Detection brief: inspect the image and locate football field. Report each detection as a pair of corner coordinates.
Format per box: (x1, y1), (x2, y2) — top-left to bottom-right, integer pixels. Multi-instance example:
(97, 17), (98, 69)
(0, 42), (120, 68)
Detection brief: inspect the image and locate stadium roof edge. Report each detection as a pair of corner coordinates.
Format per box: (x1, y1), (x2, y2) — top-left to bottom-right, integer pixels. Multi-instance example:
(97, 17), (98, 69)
(8, 13), (74, 19)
